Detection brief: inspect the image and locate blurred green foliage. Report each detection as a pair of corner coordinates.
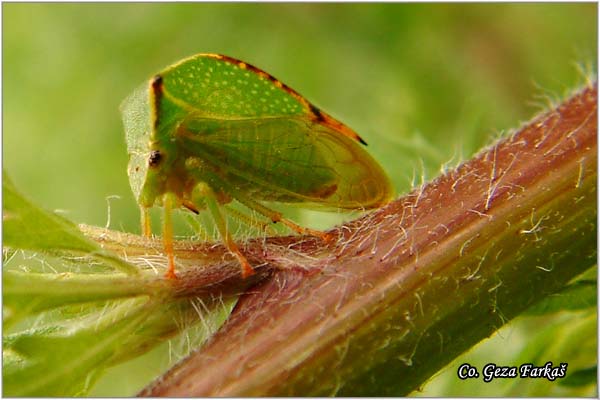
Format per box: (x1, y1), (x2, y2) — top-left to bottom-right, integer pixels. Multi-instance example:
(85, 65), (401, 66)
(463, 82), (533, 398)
(4, 3), (596, 232)
(3, 3), (597, 396)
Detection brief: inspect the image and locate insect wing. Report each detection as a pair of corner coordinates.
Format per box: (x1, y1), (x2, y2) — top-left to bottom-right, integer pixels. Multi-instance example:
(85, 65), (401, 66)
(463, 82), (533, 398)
(309, 121), (393, 209)
(179, 116), (393, 210)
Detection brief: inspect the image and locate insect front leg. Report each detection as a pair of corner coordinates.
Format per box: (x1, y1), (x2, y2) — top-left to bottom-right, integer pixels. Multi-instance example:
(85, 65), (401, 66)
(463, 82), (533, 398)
(141, 206), (152, 238)
(191, 182), (255, 278)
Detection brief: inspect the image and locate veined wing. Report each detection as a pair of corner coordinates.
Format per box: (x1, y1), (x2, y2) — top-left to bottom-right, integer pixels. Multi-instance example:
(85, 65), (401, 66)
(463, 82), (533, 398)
(179, 116), (393, 210)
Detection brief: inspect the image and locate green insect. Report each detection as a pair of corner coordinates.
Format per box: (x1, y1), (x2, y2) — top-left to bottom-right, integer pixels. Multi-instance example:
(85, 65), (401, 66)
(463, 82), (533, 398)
(121, 53), (393, 279)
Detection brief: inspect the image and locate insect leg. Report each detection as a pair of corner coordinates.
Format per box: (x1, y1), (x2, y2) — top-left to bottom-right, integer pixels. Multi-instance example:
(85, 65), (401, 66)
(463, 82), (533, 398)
(192, 182), (255, 278)
(221, 183), (333, 243)
(223, 205), (276, 235)
(162, 193), (177, 279)
(141, 206), (151, 238)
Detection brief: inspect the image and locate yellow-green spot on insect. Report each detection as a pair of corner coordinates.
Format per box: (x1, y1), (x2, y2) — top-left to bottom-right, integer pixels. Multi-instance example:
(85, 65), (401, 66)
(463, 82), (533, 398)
(120, 53), (393, 279)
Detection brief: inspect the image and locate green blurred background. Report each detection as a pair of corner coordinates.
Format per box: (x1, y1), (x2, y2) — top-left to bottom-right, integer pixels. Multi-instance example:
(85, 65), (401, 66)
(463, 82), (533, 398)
(3, 2), (597, 396)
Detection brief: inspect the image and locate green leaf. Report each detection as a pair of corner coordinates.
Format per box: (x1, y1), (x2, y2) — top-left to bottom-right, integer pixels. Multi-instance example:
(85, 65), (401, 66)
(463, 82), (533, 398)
(2, 270), (169, 328)
(3, 172), (137, 275)
(3, 298), (151, 396)
(2, 175), (239, 396)
(3, 297), (235, 396)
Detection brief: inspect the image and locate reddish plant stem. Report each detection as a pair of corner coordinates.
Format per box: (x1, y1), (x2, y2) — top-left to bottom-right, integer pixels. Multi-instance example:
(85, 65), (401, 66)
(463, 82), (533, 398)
(135, 84), (596, 396)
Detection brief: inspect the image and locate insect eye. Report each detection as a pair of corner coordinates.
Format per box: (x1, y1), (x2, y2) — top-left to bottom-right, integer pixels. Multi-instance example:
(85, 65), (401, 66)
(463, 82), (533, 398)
(148, 150), (162, 167)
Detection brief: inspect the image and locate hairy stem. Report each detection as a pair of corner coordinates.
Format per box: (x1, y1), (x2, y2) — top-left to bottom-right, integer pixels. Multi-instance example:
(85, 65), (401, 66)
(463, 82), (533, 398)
(89, 84), (597, 396)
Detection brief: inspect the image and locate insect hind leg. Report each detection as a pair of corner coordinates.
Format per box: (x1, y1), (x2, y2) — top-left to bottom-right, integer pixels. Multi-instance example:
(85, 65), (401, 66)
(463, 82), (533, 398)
(223, 184), (334, 243)
(192, 182), (255, 278)
(224, 205), (276, 235)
